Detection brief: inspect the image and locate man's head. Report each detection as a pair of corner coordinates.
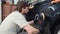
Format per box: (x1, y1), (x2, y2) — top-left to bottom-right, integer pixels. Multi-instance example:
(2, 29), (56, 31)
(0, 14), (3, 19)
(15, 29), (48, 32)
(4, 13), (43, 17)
(16, 1), (29, 14)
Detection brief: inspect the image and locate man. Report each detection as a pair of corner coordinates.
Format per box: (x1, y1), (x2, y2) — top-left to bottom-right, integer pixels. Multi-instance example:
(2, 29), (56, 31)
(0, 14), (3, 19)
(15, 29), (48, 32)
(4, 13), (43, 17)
(0, 1), (39, 34)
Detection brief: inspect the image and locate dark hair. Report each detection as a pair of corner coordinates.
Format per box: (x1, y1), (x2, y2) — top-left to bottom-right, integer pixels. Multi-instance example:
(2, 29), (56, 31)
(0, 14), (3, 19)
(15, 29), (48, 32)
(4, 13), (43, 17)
(16, 1), (29, 12)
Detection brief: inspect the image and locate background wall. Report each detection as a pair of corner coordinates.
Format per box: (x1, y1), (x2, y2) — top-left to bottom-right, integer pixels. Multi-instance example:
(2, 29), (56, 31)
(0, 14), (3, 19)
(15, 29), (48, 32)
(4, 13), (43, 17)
(0, 0), (2, 24)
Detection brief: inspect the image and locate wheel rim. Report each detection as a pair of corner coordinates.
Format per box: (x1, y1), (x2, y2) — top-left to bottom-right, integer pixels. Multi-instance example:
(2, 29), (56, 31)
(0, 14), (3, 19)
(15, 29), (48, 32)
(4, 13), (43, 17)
(58, 30), (60, 34)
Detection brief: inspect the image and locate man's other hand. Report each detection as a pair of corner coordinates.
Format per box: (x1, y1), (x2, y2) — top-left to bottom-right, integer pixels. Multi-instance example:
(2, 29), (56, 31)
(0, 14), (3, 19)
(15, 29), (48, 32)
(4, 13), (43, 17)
(51, 0), (60, 4)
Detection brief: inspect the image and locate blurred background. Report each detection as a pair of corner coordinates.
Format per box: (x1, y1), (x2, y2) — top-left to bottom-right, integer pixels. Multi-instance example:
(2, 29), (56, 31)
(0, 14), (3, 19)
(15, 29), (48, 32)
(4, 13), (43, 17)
(0, 0), (1, 24)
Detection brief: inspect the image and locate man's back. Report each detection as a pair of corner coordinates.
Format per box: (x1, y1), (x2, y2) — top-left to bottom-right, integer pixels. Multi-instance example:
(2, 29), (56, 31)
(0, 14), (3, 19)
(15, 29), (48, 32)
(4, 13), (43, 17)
(0, 11), (21, 34)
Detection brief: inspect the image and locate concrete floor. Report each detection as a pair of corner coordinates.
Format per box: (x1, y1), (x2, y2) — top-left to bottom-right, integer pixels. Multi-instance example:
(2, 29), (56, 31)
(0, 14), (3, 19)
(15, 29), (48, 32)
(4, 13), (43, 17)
(18, 31), (27, 34)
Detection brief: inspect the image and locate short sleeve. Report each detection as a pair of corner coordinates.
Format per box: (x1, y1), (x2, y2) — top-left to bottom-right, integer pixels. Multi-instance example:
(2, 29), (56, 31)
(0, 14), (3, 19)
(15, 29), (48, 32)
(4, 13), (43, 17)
(13, 13), (29, 28)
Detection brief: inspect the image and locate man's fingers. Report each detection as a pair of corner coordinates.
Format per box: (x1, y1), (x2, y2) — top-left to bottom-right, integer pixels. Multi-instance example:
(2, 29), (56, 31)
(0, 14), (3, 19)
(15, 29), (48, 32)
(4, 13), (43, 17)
(28, 29), (39, 34)
(51, 0), (60, 4)
(32, 28), (40, 34)
(51, 1), (56, 4)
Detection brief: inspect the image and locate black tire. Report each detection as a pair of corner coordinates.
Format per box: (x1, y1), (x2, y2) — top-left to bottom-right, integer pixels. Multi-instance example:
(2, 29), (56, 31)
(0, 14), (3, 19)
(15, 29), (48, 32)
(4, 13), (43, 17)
(54, 25), (60, 34)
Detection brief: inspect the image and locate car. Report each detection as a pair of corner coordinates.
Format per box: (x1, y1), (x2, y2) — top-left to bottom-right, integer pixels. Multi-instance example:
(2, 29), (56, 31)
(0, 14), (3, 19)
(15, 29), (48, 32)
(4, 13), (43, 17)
(25, 0), (60, 34)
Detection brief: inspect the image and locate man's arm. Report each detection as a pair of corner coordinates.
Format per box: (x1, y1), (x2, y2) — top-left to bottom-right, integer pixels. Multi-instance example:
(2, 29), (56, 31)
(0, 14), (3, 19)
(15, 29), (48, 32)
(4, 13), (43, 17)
(23, 24), (39, 34)
(14, 14), (39, 34)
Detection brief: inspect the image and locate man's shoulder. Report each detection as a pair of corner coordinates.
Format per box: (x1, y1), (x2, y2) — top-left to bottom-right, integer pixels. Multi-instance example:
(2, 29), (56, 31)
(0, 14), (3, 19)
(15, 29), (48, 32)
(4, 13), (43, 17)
(10, 11), (20, 16)
(11, 11), (19, 14)
(10, 11), (23, 17)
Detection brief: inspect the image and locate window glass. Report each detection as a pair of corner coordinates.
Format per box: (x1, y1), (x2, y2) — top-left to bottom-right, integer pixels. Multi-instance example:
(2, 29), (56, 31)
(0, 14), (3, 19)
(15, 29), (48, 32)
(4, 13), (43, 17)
(14, 0), (18, 4)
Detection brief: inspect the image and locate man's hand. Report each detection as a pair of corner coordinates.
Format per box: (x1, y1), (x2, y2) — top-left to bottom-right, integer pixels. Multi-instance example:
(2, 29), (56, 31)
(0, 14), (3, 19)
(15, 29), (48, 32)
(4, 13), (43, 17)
(24, 24), (39, 34)
(51, 0), (60, 4)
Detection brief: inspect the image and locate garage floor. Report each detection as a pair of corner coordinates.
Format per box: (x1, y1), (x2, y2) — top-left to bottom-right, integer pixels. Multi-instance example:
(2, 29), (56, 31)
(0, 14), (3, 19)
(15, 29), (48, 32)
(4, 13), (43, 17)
(18, 31), (27, 34)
